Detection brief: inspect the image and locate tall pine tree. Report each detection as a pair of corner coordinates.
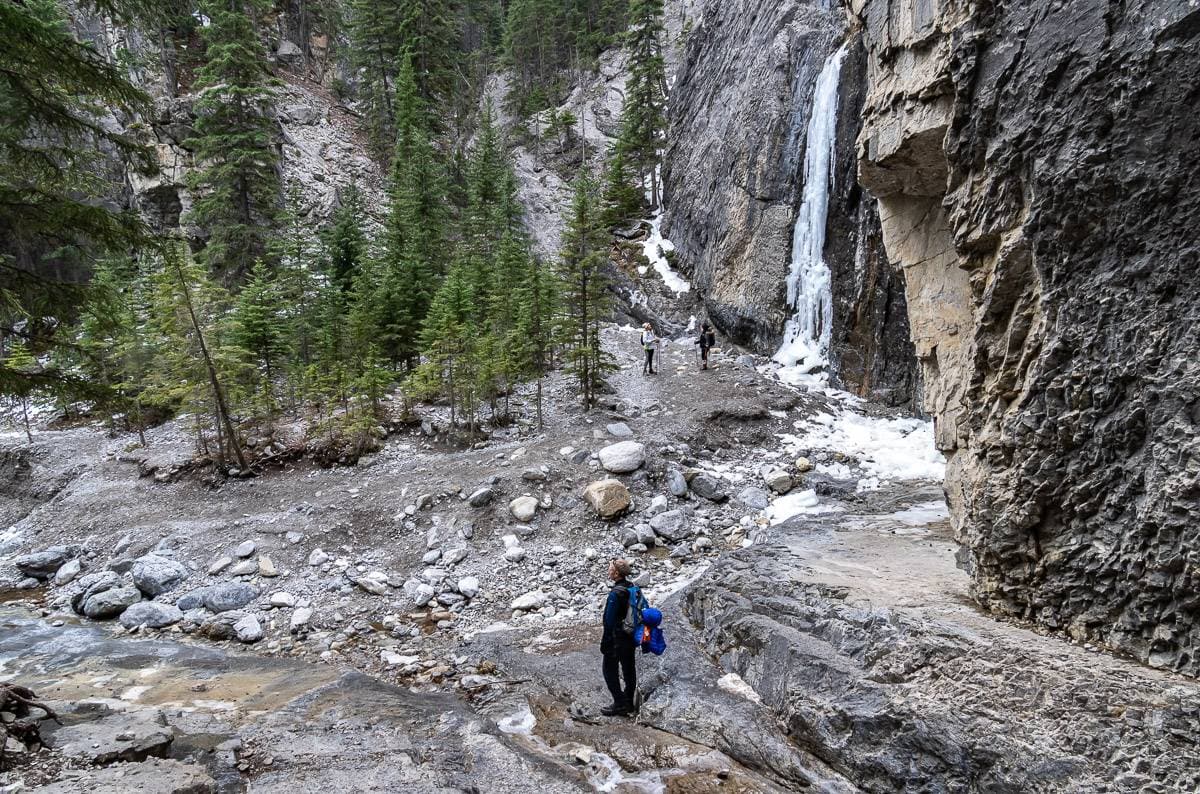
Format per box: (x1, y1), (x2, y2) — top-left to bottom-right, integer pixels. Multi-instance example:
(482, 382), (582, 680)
(187, 0), (282, 284)
(558, 168), (612, 408)
(616, 0), (666, 208)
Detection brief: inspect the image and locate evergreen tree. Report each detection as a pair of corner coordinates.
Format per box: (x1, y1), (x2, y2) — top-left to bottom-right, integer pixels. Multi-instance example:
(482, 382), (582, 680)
(0, 0), (151, 399)
(347, 0), (460, 158)
(558, 168), (612, 408)
(324, 186), (368, 292)
(74, 257), (156, 442)
(616, 0), (666, 208)
(513, 253), (559, 428)
(377, 58), (449, 367)
(231, 260), (287, 410)
(416, 262), (481, 432)
(187, 0), (282, 284)
(145, 241), (247, 469)
(600, 143), (642, 228)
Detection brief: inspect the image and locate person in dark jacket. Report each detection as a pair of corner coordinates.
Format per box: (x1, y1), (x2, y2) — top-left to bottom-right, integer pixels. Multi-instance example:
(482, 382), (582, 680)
(695, 322), (716, 370)
(600, 558), (637, 716)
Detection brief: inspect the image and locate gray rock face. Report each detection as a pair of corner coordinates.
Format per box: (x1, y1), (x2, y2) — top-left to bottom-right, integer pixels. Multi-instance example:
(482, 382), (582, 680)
(32, 759), (215, 794)
(662, 0), (917, 406)
(857, 0), (1200, 674)
(682, 539), (1200, 791)
(130, 554), (189, 597)
(119, 601), (183, 629)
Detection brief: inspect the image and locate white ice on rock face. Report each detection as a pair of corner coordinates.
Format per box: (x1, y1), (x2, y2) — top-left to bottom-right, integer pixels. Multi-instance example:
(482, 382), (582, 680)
(642, 212), (690, 294)
(773, 43), (849, 385)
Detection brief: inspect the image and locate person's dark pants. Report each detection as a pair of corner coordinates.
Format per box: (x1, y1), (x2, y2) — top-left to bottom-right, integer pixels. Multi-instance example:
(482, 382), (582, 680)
(643, 348), (655, 374)
(602, 642), (637, 706)
(700, 346), (710, 368)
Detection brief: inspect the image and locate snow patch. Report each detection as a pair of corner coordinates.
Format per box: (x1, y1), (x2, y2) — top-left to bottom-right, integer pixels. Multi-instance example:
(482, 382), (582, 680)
(717, 672), (763, 704)
(784, 410), (944, 484)
(765, 489), (843, 525)
(497, 703), (536, 735)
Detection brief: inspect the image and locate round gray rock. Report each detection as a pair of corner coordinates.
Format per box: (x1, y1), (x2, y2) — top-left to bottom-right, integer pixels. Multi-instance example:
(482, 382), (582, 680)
(131, 554), (189, 597)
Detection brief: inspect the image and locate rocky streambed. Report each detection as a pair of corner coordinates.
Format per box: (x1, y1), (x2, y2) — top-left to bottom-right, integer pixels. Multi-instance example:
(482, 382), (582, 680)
(3, 331), (1199, 792)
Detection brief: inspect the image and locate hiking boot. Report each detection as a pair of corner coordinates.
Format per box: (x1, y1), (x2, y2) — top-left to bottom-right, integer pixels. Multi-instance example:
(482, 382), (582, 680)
(600, 702), (632, 716)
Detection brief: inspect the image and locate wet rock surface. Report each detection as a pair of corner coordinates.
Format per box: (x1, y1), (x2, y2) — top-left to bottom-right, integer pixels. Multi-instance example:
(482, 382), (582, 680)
(682, 499), (1200, 791)
(856, 0), (1200, 673)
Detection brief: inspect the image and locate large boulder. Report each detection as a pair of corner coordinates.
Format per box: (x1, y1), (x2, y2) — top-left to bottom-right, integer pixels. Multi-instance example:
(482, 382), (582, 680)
(584, 479), (632, 518)
(119, 601), (183, 629)
(14, 547), (72, 580)
(177, 582), (258, 613)
(509, 496), (539, 522)
(49, 709), (174, 765)
(650, 509), (694, 542)
(130, 554), (189, 597)
(666, 468), (688, 497)
(82, 585), (142, 619)
(468, 487), (494, 507)
(598, 441), (646, 473)
(510, 590), (547, 612)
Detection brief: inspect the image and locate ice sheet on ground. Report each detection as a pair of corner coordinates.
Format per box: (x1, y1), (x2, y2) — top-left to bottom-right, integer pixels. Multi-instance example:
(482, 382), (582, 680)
(765, 489), (843, 525)
(782, 409), (944, 484)
(586, 751), (667, 794)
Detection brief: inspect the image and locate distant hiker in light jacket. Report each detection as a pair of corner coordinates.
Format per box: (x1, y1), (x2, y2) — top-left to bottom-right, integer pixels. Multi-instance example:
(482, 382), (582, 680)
(600, 558), (637, 716)
(695, 322), (716, 370)
(640, 323), (659, 375)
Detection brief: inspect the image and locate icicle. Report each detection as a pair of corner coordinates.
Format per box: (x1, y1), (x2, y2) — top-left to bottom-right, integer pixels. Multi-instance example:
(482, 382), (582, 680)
(773, 43), (848, 383)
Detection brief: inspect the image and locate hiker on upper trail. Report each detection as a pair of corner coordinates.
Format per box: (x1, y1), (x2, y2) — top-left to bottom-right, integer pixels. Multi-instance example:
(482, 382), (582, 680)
(640, 323), (659, 375)
(695, 322), (716, 370)
(600, 558), (639, 716)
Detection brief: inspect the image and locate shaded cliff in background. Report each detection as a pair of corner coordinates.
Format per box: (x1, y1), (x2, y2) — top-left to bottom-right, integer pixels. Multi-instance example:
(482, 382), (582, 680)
(662, 0), (918, 408)
(856, 0), (1200, 674)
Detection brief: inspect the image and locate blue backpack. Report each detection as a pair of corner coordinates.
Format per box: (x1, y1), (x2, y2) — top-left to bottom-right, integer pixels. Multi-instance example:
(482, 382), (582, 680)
(639, 606), (666, 656)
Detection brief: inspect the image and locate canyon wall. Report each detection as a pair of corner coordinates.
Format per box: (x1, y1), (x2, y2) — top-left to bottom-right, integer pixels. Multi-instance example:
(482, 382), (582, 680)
(662, 0), (918, 407)
(856, 0), (1200, 674)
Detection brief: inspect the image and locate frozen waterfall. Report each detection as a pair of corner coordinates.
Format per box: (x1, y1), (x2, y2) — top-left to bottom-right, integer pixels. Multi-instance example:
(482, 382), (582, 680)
(773, 43), (848, 385)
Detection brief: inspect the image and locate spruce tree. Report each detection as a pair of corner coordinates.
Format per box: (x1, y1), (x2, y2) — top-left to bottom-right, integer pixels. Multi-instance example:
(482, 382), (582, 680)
(378, 58), (449, 367)
(600, 143), (643, 228)
(231, 260), (287, 410)
(1, 0), (151, 399)
(617, 0), (666, 208)
(187, 0), (282, 284)
(325, 186), (368, 292)
(558, 168), (612, 408)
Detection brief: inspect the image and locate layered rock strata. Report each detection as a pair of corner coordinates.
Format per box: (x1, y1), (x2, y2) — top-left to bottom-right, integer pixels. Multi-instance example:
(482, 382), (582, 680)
(663, 0), (917, 405)
(855, 0), (1200, 673)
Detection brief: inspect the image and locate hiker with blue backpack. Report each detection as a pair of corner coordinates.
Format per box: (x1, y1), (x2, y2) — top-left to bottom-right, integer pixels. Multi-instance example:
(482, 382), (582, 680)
(600, 558), (665, 716)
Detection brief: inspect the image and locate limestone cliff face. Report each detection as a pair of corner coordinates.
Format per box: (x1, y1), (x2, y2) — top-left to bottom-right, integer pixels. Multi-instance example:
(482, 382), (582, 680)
(662, 0), (918, 406)
(69, 9), (382, 241)
(856, 0), (1200, 674)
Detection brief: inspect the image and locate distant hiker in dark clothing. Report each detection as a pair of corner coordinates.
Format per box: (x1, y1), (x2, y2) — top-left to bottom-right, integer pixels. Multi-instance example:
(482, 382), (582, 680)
(695, 322), (716, 370)
(600, 558), (637, 715)
(640, 323), (659, 375)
